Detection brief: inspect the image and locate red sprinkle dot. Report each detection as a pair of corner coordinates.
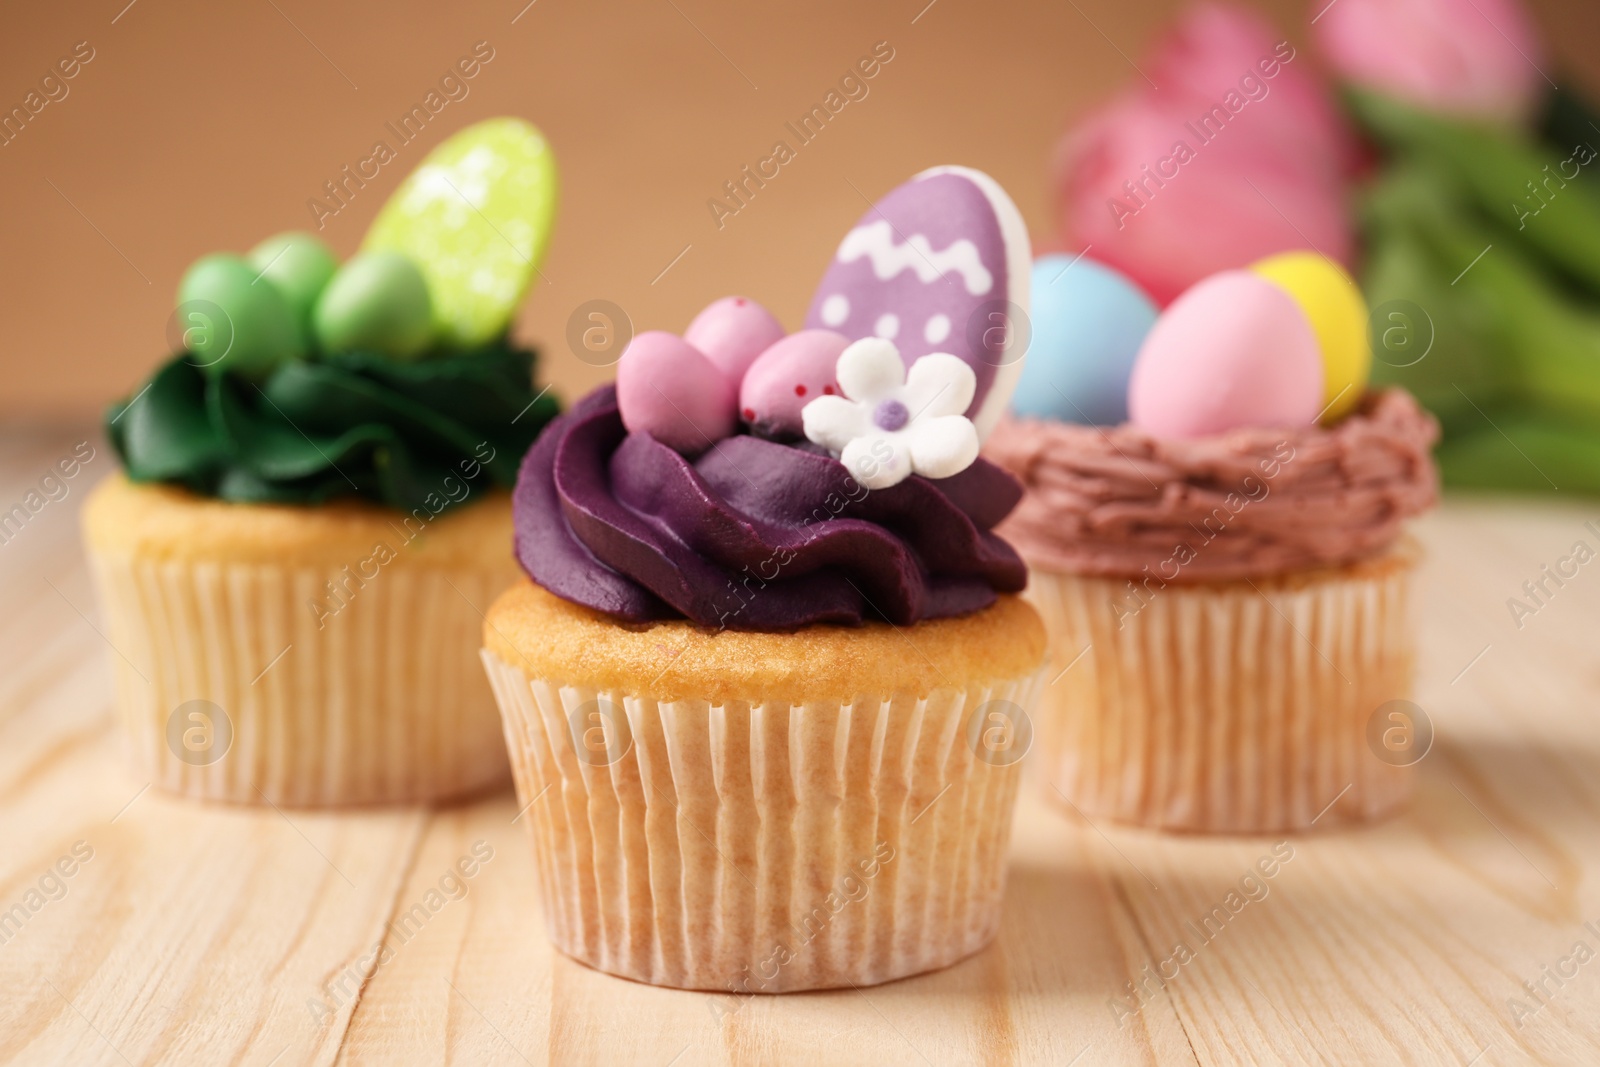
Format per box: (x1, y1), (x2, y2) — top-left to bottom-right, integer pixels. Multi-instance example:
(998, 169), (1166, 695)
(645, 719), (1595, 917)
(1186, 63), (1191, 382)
(742, 408), (755, 421)
(823, 384), (835, 395)
(734, 297), (746, 306)
(794, 384), (807, 397)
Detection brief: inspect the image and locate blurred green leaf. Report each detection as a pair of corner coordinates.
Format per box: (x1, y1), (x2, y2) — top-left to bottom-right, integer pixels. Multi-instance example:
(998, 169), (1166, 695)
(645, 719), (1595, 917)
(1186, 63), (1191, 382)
(1352, 89), (1600, 495)
(1435, 406), (1600, 494)
(1349, 88), (1600, 298)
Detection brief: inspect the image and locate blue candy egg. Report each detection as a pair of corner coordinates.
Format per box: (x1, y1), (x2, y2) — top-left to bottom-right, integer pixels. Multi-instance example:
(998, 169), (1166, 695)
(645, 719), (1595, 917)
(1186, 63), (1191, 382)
(1011, 254), (1158, 425)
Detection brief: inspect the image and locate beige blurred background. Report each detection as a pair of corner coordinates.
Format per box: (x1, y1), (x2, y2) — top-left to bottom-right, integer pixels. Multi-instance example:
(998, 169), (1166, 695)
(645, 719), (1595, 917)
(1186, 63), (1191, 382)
(2, 0), (1597, 421)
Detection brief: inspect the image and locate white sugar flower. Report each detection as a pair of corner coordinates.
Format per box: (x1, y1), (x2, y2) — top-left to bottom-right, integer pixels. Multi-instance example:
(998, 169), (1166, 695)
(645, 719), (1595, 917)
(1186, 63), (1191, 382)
(801, 337), (980, 490)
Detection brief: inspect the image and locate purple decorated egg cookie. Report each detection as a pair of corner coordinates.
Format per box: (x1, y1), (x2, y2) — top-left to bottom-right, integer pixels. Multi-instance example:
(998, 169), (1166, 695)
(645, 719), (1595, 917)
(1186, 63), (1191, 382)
(803, 166), (1031, 438)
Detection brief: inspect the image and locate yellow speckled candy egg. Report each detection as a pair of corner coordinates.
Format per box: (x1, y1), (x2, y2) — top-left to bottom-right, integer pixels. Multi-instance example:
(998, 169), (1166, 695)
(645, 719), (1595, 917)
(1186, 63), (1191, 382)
(1251, 251), (1370, 423)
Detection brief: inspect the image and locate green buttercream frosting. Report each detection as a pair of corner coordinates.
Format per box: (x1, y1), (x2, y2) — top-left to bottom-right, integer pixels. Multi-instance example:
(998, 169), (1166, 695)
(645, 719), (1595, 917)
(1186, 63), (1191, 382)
(106, 343), (559, 513)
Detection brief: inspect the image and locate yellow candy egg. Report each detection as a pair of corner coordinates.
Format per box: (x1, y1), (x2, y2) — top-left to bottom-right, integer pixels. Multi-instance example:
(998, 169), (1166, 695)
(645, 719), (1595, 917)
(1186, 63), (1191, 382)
(1251, 251), (1370, 423)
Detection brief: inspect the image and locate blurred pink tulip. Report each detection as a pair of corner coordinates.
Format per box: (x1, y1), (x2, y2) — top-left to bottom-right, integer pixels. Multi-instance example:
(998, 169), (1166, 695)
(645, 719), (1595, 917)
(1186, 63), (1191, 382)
(1053, 3), (1355, 305)
(1148, 2), (1357, 174)
(1313, 0), (1545, 123)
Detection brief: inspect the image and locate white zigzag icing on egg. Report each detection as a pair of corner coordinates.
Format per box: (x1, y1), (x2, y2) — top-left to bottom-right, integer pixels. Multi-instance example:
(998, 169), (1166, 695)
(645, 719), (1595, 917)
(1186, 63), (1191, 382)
(835, 219), (994, 296)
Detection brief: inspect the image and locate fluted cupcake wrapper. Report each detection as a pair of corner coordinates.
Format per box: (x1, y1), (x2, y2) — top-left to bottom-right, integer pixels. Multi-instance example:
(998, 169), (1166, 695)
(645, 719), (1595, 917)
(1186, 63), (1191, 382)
(88, 550), (513, 807)
(482, 649), (1042, 992)
(1027, 554), (1418, 834)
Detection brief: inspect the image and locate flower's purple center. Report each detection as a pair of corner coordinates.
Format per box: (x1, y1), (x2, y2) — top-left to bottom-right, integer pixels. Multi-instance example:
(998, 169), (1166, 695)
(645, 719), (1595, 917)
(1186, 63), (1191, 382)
(873, 399), (910, 432)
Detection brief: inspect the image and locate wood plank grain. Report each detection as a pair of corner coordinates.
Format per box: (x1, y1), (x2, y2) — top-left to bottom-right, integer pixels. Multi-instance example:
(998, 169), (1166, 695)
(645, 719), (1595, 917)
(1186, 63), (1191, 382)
(3, 414), (1600, 1067)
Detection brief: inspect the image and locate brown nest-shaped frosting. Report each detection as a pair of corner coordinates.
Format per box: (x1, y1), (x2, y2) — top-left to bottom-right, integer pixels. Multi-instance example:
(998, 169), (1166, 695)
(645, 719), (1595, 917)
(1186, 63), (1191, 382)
(983, 388), (1439, 582)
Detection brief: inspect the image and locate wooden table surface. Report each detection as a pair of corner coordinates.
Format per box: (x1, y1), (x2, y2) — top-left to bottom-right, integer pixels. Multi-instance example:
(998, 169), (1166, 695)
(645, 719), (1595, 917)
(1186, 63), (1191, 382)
(4, 423), (1599, 1067)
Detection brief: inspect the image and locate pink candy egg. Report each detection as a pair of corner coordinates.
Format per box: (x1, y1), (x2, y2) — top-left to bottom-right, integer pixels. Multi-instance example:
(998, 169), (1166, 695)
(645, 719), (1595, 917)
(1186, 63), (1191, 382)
(1127, 271), (1322, 439)
(616, 331), (737, 456)
(739, 329), (851, 440)
(683, 296), (786, 383)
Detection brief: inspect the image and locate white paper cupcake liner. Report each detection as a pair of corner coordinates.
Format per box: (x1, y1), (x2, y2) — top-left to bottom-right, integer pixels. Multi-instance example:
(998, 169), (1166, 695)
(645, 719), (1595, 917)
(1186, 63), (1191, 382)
(1027, 554), (1418, 833)
(483, 648), (1042, 992)
(88, 550), (513, 806)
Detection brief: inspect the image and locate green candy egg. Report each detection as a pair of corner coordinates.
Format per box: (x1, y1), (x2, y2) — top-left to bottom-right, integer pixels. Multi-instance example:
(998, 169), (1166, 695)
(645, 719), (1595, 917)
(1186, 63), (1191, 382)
(176, 253), (305, 378)
(247, 232), (337, 334)
(313, 251), (435, 359)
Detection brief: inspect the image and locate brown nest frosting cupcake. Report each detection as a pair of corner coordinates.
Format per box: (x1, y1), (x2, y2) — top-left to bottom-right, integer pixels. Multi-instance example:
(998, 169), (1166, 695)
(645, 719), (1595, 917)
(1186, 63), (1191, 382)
(988, 257), (1440, 834)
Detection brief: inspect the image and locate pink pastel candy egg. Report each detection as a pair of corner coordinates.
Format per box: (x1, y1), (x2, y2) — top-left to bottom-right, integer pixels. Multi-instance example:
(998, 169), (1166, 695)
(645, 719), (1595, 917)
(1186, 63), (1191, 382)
(683, 296), (786, 383)
(616, 331), (737, 456)
(739, 329), (850, 440)
(1128, 271), (1322, 439)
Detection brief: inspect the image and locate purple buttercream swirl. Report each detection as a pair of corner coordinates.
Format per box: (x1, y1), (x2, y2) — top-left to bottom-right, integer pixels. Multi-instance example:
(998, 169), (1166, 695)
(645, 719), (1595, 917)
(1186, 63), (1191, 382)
(512, 386), (1027, 630)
